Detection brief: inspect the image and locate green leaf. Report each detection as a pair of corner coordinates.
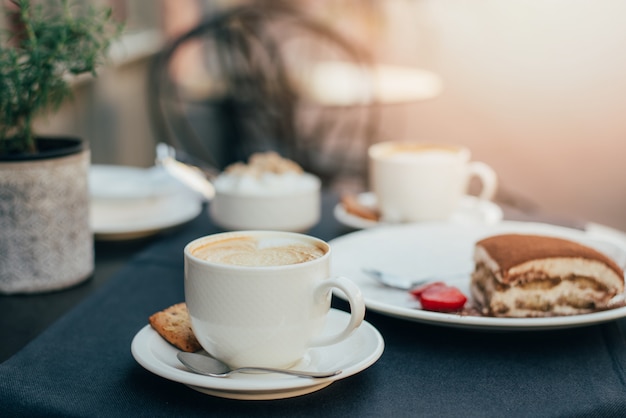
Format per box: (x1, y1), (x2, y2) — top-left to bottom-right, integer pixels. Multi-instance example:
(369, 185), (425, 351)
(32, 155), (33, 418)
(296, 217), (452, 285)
(0, 0), (123, 156)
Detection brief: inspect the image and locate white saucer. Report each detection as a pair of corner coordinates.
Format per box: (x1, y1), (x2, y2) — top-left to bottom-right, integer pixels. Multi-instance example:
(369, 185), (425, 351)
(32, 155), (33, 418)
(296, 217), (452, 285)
(90, 165), (203, 240)
(334, 192), (503, 229)
(131, 309), (384, 400)
(89, 165), (178, 201)
(330, 221), (626, 331)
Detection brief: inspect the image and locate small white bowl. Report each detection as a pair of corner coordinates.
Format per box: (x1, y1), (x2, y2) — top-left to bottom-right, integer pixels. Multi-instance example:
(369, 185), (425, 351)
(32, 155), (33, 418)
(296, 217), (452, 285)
(209, 174), (321, 232)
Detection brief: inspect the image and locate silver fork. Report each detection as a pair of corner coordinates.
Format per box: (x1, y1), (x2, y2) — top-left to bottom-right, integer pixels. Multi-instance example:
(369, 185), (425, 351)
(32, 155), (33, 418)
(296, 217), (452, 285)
(362, 268), (470, 291)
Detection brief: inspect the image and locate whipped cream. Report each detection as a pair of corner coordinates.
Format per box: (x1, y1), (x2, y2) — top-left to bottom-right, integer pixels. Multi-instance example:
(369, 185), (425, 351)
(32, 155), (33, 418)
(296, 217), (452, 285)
(213, 152), (319, 196)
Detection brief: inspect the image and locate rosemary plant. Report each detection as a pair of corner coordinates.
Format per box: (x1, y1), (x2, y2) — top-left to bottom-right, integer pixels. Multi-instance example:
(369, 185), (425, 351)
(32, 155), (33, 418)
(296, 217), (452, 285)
(0, 0), (121, 156)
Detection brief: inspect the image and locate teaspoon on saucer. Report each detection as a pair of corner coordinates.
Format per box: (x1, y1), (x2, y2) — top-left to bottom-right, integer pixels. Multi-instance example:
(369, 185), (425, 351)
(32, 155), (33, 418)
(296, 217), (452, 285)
(177, 352), (342, 379)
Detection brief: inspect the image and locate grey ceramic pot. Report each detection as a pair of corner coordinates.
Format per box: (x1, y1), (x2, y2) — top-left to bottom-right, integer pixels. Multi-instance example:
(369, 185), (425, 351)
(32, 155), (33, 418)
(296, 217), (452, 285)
(0, 137), (93, 294)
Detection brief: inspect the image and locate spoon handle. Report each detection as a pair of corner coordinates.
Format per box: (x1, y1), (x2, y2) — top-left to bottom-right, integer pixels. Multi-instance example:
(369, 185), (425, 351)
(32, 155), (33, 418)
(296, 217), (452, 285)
(176, 351), (342, 379)
(230, 367), (341, 378)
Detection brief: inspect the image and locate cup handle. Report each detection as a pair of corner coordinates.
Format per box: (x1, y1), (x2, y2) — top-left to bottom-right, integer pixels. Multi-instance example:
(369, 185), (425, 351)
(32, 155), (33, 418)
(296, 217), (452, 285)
(468, 161), (497, 201)
(309, 276), (365, 347)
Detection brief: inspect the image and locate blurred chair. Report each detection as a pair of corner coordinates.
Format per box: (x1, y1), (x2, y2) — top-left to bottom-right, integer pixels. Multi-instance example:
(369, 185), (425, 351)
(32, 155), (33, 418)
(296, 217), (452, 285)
(147, 2), (378, 187)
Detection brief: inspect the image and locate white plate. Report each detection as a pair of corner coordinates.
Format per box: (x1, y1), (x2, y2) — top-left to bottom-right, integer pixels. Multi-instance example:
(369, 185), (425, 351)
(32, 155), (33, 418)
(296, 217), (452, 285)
(330, 221), (626, 331)
(131, 309), (384, 400)
(90, 165), (203, 240)
(334, 192), (503, 230)
(89, 165), (178, 200)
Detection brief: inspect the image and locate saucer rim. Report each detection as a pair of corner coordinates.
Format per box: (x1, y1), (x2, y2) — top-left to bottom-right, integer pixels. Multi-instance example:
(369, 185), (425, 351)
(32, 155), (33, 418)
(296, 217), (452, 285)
(91, 189), (202, 240)
(130, 308), (384, 398)
(334, 192), (503, 229)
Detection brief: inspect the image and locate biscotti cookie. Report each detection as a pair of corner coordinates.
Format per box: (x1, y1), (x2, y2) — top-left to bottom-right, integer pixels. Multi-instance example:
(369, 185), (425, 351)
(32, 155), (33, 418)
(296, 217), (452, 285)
(148, 302), (201, 352)
(341, 194), (380, 221)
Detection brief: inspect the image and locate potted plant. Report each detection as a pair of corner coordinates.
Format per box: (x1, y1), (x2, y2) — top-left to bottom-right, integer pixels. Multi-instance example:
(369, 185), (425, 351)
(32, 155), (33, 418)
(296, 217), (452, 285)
(0, 0), (120, 293)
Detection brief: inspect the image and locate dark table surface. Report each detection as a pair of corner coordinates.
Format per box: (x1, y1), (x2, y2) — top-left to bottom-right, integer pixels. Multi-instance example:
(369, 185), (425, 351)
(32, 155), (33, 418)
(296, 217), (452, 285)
(2, 193), (626, 417)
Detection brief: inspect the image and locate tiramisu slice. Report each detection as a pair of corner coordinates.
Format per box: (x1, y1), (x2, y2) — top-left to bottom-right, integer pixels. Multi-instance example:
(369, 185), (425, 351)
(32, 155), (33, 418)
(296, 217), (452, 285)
(471, 234), (625, 317)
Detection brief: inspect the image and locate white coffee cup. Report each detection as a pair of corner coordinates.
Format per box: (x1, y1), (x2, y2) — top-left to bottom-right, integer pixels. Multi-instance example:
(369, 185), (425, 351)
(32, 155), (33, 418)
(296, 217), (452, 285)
(184, 230), (365, 369)
(368, 141), (497, 222)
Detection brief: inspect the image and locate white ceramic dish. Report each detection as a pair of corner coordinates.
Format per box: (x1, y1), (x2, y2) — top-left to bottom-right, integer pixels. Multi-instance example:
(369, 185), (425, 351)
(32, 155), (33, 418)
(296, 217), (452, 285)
(90, 165), (202, 240)
(91, 191), (202, 240)
(330, 221), (626, 331)
(89, 165), (178, 201)
(334, 192), (503, 230)
(131, 309), (384, 400)
(210, 173), (321, 232)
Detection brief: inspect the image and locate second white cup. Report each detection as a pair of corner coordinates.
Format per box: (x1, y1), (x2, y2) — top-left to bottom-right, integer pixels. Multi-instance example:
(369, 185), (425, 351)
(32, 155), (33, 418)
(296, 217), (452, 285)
(368, 141), (497, 223)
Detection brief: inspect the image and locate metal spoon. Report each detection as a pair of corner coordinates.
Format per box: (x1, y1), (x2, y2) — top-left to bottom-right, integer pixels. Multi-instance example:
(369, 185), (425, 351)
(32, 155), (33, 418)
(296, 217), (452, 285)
(155, 143), (216, 201)
(362, 267), (470, 291)
(177, 352), (342, 379)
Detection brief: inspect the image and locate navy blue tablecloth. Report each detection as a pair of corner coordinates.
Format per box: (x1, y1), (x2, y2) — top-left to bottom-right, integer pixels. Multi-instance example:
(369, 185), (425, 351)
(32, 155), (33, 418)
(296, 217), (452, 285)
(2, 198), (626, 417)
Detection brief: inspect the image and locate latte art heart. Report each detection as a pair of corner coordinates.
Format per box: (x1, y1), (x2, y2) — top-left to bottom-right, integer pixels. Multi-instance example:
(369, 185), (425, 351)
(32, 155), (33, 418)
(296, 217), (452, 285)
(192, 236), (326, 266)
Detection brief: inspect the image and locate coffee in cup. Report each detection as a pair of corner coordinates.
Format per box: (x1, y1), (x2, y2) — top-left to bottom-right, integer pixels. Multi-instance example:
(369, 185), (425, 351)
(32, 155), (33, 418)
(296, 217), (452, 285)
(184, 231), (365, 369)
(368, 141), (497, 222)
(191, 234), (326, 266)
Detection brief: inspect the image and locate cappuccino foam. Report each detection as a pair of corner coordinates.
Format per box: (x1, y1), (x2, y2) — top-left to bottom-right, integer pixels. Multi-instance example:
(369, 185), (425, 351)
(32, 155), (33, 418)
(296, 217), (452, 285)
(192, 236), (326, 267)
(375, 144), (462, 162)
(386, 149), (459, 163)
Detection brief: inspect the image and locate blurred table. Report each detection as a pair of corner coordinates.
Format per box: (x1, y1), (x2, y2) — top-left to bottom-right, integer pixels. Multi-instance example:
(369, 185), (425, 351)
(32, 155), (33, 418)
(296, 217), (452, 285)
(1, 193), (626, 417)
(0, 238), (155, 362)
